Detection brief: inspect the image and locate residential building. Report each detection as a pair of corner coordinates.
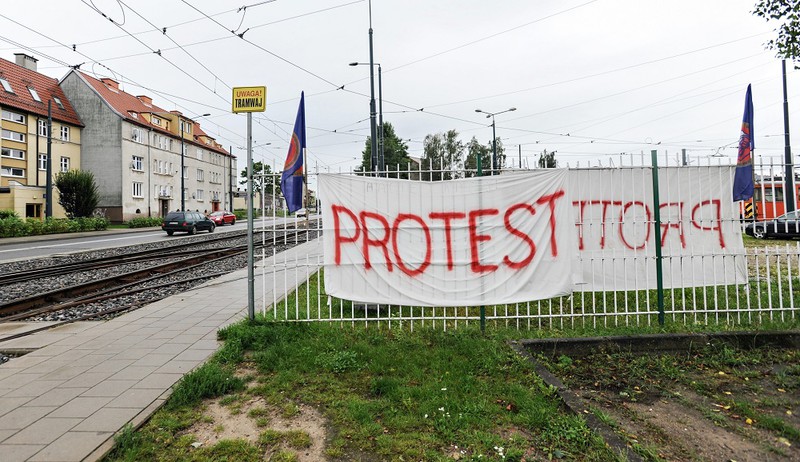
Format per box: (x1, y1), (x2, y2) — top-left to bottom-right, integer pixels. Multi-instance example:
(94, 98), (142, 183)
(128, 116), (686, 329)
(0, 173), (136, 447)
(0, 54), (83, 218)
(60, 70), (236, 222)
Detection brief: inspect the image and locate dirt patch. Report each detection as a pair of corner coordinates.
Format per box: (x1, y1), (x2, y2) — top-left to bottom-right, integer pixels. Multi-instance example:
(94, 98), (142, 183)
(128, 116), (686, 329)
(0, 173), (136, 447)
(182, 393), (329, 461)
(529, 341), (800, 461)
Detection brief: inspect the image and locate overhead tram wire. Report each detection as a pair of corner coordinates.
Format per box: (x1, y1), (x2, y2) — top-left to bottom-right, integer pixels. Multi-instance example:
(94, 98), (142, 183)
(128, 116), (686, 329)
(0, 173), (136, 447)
(118, 0), (233, 90)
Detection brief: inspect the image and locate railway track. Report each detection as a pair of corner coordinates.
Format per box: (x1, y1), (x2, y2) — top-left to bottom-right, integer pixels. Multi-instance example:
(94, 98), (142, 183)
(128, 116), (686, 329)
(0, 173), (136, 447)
(0, 227), (317, 342)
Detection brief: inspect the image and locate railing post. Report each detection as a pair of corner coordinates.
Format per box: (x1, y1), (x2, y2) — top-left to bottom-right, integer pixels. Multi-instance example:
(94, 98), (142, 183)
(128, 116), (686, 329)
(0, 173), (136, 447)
(651, 150), (665, 326)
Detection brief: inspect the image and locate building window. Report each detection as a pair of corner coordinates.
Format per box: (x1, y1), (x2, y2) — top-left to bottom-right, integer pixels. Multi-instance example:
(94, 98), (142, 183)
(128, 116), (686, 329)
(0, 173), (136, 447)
(28, 87), (41, 102)
(53, 96), (65, 109)
(132, 182), (143, 198)
(197, 169), (204, 181)
(196, 189), (204, 201)
(0, 77), (13, 93)
(131, 127), (142, 143)
(132, 156), (143, 171)
(1, 109), (25, 124)
(1, 166), (25, 178)
(38, 154), (47, 171)
(60, 126), (70, 141)
(1, 148), (25, 160)
(152, 116), (161, 126)
(60, 157), (70, 173)
(38, 120), (49, 137)
(183, 166), (188, 179)
(1, 129), (25, 142)
(196, 148), (204, 161)
(183, 188), (188, 201)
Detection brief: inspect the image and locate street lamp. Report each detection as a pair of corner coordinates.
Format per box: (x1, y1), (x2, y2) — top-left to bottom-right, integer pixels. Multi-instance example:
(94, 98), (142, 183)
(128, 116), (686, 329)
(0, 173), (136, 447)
(178, 113), (210, 210)
(475, 107), (516, 175)
(350, 61), (383, 176)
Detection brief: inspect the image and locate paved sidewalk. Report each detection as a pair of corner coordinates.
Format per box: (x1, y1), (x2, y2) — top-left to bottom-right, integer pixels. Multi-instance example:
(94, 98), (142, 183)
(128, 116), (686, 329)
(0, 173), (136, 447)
(0, 238), (323, 462)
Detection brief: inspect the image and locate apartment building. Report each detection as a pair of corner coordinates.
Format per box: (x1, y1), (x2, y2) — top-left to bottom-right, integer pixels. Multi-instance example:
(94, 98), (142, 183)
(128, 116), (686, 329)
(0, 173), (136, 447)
(0, 54), (82, 218)
(60, 70), (235, 222)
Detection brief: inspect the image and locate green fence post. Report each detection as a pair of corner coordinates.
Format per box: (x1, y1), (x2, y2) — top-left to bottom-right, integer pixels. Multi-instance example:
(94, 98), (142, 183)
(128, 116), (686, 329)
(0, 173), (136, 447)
(651, 150), (665, 326)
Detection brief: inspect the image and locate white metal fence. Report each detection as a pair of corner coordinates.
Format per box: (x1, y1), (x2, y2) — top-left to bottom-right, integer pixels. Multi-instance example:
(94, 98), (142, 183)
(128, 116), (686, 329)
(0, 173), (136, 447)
(254, 157), (799, 330)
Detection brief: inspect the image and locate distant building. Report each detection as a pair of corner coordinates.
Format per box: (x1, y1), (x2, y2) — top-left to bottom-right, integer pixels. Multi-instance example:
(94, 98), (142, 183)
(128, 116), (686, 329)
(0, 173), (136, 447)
(60, 70), (236, 222)
(0, 54), (83, 218)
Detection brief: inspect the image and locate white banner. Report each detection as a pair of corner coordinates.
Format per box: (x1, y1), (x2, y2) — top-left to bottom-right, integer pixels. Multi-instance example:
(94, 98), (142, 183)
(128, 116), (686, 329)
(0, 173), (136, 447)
(568, 166), (747, 291)
(320, 170), (575, 306)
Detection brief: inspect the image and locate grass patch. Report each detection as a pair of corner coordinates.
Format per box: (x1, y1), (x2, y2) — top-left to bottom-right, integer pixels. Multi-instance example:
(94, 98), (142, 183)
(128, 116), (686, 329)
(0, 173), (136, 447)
(104, 322), (616, 461)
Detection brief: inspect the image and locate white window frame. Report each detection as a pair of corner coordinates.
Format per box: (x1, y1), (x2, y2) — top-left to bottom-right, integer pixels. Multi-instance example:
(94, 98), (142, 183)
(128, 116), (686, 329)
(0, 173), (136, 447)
(60, 126), (70, 141)
(0, 77), (13, 93)
(196, 148), (204, 161)
(132, 156), (143, 171)
(38, 154), (47, 171)
(38, 119), (49, 137)
(183, 166), (188, 179)
(60, 156), (70, 173)
(132, 181), (143, 198)
(131, 127), (142, 143)
(196, 189), (204, 201)
(1, 166), (25, 178)
(197, 169), (204, 182)
(152, 116), (161, 126)
(1, 129), (25, 142)
(53, 96), (65, 109)
(1, 109), (25, 124)
(28, 87), (41, 102)
(1, 148), (25, 160)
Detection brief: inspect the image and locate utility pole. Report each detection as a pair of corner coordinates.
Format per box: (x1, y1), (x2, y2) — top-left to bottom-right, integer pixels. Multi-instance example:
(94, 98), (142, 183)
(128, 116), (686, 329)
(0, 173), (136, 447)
(782, 60), (796, 213)
(45, 101), (52, 218)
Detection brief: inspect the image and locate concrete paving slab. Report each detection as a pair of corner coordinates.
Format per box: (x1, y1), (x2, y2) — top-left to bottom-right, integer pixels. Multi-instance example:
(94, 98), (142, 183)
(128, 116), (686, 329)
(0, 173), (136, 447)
(0, 238), (323, 461)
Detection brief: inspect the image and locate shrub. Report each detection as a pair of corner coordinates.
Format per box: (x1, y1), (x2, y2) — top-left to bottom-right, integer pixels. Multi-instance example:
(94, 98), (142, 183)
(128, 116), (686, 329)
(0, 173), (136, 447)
(0, 210), (18, 219)
(0, 216), (29, 237)
(0, 216), (109, 238)
(127, 216), (163, 228)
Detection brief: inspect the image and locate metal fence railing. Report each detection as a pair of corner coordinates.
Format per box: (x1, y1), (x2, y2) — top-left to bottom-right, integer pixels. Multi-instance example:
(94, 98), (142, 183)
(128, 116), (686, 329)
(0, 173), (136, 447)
(255, 158), (799, 330)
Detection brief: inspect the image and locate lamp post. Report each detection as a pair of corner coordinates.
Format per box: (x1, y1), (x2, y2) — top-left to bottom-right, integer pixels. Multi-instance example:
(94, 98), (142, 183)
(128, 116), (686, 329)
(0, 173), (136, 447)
(475, 107), (516, 175)
(350, 62), (383, 175)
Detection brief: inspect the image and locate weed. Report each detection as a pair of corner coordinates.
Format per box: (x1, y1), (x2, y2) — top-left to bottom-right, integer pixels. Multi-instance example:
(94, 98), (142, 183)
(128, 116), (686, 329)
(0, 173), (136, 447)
(167, 363), (245, 409)
(247, 406), (269, 418)
(259, 429), (282, 447)
(270, 450), (298, 462)
(285, 430), (312, 449)
(281, 403), (300, 418)
(255, 417), (270, 428)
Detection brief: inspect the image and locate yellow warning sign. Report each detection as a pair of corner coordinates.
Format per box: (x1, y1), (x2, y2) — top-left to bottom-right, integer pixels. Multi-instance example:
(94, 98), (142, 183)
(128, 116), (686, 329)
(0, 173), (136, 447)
(744, 201), (755, 219)
(232, 86), (266, 113)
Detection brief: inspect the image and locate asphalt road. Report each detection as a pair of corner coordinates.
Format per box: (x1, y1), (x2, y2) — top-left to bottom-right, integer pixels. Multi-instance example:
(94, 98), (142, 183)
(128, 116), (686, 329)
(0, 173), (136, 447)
(0, 217), (304, 263)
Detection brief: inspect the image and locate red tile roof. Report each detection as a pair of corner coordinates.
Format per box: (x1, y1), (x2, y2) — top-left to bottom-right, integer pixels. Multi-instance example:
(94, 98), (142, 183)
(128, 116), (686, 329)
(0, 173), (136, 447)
(0, 58), (83, 127)
(76, 71), (229, 156)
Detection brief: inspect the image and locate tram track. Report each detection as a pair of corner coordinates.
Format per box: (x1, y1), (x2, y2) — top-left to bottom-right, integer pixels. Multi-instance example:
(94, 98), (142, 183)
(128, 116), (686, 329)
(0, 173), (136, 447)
(0, 225), (319, 344)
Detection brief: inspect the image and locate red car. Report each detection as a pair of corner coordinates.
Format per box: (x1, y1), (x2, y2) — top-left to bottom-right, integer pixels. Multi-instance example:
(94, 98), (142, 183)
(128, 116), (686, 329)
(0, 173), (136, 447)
(208, 211), (236, 226)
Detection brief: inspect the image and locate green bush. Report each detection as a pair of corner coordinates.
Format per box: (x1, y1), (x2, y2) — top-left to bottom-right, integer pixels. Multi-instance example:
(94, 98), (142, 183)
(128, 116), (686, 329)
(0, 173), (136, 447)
(0, 216), (108, 238)
(166, 362), (244, 409)
(127, 216), (163, 228)
(0, 209), (18, 219)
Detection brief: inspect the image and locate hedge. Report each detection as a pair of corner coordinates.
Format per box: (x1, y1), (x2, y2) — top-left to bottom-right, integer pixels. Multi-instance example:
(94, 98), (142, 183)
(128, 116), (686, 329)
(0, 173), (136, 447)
(0, 215), (109, 238)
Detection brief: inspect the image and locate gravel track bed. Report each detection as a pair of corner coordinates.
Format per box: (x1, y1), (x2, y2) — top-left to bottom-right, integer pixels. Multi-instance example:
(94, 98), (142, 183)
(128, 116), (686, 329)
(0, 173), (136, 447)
(7, 230), (319, 323)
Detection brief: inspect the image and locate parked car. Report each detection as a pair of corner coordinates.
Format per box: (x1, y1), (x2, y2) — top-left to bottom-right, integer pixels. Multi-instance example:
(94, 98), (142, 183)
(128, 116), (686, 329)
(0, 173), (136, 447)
(161, 211), (215, 236)
(208, 210), (236, 226)
(295, 208), (307, 218)
(744, 211), (800, 239)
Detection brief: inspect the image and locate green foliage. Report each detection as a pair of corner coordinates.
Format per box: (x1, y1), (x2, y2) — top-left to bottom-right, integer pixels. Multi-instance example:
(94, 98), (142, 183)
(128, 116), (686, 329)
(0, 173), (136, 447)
(0, 216), (108, 238)
(126, 216), (163, 228)
(463, 136), (492, 177)
(166, 363), (245, 409)
(54, 169), (100, 218)
(0, 209), (18, 219)
(538, 149), (557, 168)
(753, 0), (800, 63)
(240, 161), (281, 196)
(421, 129), (464, 180)
(358, 122), (413, 177)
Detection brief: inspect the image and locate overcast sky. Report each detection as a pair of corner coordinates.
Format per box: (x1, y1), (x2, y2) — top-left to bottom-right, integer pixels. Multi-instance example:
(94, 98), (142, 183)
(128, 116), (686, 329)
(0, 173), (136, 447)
(0, 0), (796, 174)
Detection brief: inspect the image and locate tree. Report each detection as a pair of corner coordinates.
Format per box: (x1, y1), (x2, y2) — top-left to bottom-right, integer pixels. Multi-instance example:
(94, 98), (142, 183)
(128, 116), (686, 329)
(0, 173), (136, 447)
(753, 1), (800, 63)
(421, 129), (463, 181)
(538, 149), (557, 168)
(240, 162), (281, 210)
(357, 122), (413, 178)
(464, 136), (491, 178)
(54, 170), (99, 218)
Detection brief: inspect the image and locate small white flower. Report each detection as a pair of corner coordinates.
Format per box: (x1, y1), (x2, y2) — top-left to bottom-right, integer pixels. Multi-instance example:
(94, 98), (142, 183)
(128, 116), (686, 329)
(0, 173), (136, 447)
(438, 407), (445, 412)
(424, 414), (428, 418)
(441, 387), (447, 391)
